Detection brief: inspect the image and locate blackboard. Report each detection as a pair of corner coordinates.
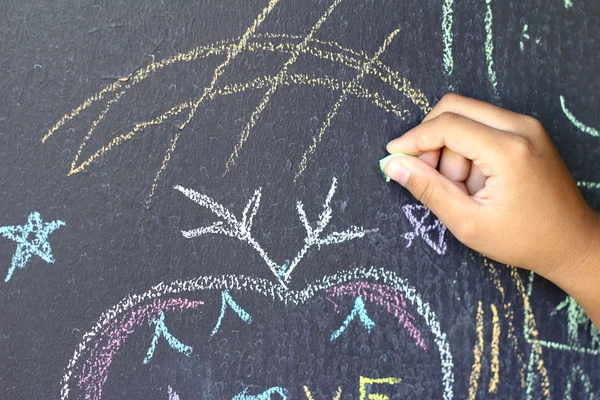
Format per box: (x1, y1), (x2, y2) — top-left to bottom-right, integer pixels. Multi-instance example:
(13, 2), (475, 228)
(1, 0), (599, 398)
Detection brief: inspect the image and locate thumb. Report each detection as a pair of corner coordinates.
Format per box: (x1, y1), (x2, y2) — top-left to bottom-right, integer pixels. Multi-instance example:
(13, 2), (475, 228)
(384, 155), (478, 234)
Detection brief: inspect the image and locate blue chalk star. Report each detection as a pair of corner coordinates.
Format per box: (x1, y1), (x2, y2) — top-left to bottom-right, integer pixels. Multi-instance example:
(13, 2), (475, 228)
(0, 211), (66, 282)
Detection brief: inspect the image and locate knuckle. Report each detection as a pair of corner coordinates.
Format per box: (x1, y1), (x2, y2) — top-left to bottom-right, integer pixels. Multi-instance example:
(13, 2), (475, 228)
(509, 134), (535, 159)
(437, 111), (461, 126)
(438, 93), (462, 108)
(520, 115), (544, 136)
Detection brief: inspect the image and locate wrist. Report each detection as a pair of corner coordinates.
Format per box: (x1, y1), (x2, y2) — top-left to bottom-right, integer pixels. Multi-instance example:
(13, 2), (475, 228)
(546, 211), (600, 327)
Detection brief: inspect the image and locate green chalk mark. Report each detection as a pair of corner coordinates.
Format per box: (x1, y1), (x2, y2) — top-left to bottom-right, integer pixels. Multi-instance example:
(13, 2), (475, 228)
(577, 181), (600, 190)
(379, 152), (414, 182)
(520, 24), (529, 52)
(564, 0), (573, 9)
(442, 0), (455, 76)
(485, 0), (499, 100)
(560, 95), (599, 138)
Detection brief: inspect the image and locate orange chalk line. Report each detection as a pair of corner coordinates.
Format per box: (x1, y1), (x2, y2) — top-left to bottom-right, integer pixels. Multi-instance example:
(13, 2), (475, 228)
(146, 132), (181, 207)
(468, 301), (484, 400)
(488, 303), (500, 393)
(223, 0), (345, 174)
(510, 267), (552, 399)
(484, 257), (526, 389)
(44, 35), (429, 199)
(294, 28), (401, 181)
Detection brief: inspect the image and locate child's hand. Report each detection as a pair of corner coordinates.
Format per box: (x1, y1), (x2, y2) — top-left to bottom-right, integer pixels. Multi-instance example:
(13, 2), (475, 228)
(383, 93), (600, 324)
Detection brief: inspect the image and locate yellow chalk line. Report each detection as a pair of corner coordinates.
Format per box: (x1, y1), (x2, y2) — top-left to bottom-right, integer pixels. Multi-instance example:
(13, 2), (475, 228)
(294, 28), (400, 182)
(146, 132), (181, 207)
(179, 0), (282, 130)
(223, 0), (344, 174)
(303, 386), (342, 400)
(468, 301), (485, 400)
(484, 257), (526, 389)
(489, 303), (500, 393)
(67, 72), (411, 176)
(510, 267), (552, 399)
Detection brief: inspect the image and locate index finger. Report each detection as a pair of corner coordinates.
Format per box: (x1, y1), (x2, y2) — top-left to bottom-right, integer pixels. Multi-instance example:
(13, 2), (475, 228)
(387, 112), (508, 175)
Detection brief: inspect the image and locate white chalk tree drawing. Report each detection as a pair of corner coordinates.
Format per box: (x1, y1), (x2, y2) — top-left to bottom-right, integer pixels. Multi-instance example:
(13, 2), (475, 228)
(174, 177), (365, 288)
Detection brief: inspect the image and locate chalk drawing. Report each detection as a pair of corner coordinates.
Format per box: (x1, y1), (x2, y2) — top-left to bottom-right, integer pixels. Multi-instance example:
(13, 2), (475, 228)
(560, 95), (599, 138)
(359, 376), (402, 400)
(564, 365), (594, 400)
(442, 0), (455, 76)
(78, 298), (202, 400)
(510, 268), (551, 400)
(61, 267), (454, 400)
(303, 386), (342, 400)
(168, 385), (180, 400)
(0, 211), (66, 282)
(520, 24), (530, 52)
(484, 258), (526, 389)
(175, 177), (365, 286)
(485, 0), (499, 100)
(294, 28), (400, 181)
(467, 301), (484, 400)
(326, 281), (427, 349)
(402, 204), (447, 255)
(489, 303), (500, 393)
(143, 311), (193, 364)
(564, 0), (573, 9)
(223, 0), (344, 174)
(330, 295), (375, 341)
(211, 290), (252, 336)
(43, 31), (430, 203)
(232, 387), (287, 400)
(577, 181), (600, 190)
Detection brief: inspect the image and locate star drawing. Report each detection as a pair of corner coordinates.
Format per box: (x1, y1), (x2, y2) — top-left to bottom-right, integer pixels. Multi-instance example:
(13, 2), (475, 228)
(0, 211), (66, 282)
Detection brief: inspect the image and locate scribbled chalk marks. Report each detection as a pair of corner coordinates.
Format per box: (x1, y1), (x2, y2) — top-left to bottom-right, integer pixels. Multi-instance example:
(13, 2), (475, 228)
(326, 281), (427, 350)
(329, 295), (375, 341)
(520, 24), (530, 52)
(564, 0), (574, 9)
(560, 95), (599, 138)
(211, 290), (252, 336)
(442, 0), (455, 76)
(485, 0), (499, 100)
(0, 211), (65, 282)
(233, 386), (287, 400)
(43, 25), (431, 203)
(402, 204), (447, 255)
(577, 181), (600, 190)
(143, 311), (193, 364)
(359, 376), (402, 400)
(303, 386), (342, 400)
(77, 298), (202, 400)
(294, 28), (400, 181)
(176, 177), (365, 286)
(223, 0), (344, 174)
(62, 267), (454, 400)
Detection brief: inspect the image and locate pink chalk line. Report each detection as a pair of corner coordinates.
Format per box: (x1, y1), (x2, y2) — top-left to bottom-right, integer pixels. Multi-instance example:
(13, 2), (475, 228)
(326, 281), (427, 350)
(78, 298), (203, 400)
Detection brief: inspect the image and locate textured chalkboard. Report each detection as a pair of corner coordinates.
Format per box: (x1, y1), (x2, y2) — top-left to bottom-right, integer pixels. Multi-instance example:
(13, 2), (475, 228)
(1, 0), (599, 399)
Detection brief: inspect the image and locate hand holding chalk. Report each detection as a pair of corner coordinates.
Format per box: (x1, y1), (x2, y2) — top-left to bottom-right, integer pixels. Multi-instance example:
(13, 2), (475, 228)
(382, 93), (600, 327)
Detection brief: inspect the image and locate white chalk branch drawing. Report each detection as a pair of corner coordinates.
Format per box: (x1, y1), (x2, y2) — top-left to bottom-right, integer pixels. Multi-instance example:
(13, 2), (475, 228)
(175, 177), (365, 287)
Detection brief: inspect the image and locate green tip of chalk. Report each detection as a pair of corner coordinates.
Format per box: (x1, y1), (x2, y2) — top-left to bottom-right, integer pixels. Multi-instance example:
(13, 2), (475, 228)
(379, 152), (414, 182)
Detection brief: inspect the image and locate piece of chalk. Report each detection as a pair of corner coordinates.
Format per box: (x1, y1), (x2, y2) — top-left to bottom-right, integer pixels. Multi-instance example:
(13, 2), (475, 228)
(379, 152), (414, 182)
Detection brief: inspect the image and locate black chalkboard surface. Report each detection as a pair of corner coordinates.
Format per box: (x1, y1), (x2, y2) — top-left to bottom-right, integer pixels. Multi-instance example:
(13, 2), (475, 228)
(1, 0), (599, 399)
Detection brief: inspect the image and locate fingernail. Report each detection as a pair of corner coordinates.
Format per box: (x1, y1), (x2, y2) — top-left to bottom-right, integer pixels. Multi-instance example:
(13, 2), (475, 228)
(384, 160), (410, 186)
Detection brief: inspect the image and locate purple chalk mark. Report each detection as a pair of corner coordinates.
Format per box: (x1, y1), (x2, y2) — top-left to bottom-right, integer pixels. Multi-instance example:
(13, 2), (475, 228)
(402, 204), (447, 255)
(326, 282), (427, 350)
(78, 298), (203, 400)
